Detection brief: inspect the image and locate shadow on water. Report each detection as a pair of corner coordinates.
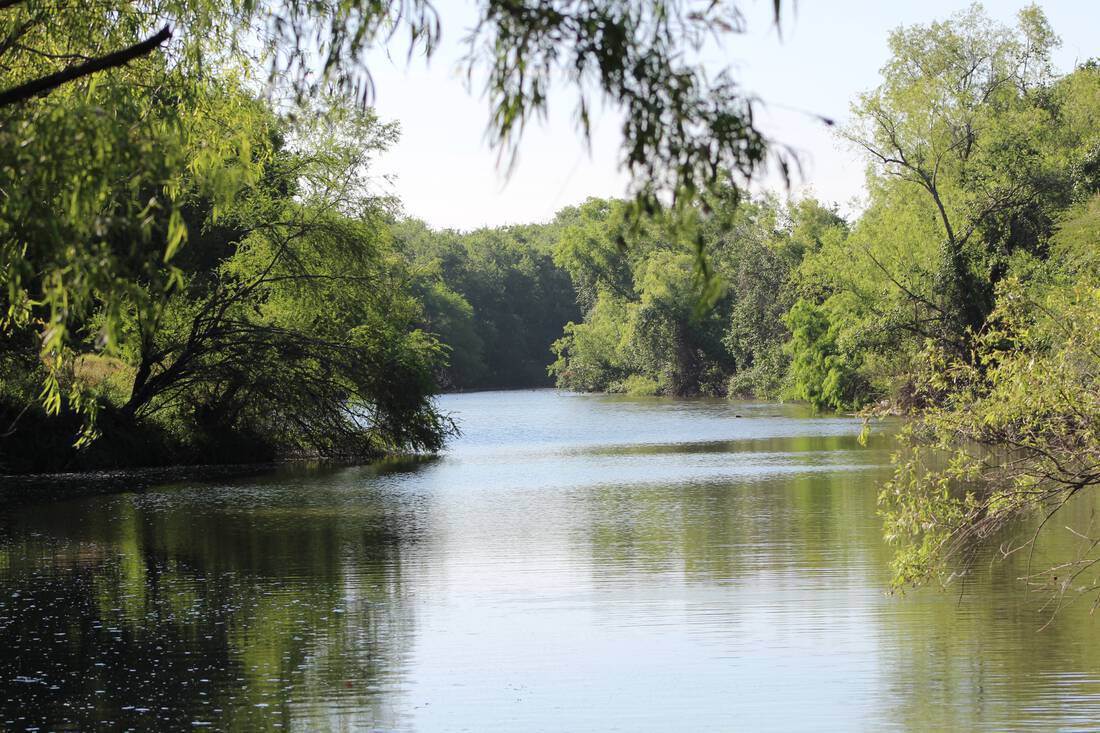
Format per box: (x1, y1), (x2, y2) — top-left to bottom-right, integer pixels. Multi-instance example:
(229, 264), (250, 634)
(573, 431), (895, 457)
(0, 454), (441, 506)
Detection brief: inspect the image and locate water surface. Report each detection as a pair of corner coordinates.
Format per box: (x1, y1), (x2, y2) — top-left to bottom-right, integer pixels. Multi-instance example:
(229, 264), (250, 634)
(2, 389), (1099, 731)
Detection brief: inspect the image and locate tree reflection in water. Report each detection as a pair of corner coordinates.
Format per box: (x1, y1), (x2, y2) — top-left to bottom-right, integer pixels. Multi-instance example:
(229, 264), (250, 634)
(0, 463), (421, 731)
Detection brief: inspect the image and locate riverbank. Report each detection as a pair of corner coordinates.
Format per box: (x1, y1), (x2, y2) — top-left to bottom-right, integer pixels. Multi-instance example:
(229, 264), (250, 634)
(1, 386), (840, 476)
(0, 398), (404, 476)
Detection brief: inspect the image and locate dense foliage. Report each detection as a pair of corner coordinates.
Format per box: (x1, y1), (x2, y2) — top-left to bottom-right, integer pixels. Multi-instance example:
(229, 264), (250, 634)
(395, 220), (579, 390)
(821, 5), (1100, 599)
(548, 194), (846, 400)
(0, 83), (454, 471)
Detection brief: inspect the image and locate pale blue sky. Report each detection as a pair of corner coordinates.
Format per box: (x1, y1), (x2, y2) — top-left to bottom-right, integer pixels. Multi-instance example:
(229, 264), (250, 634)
(366, 1), (1099, 231)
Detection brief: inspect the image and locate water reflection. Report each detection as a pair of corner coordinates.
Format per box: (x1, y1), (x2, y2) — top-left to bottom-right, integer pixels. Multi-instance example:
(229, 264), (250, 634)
(3, 390), (1100, 731)
(0, 466), (419, 731)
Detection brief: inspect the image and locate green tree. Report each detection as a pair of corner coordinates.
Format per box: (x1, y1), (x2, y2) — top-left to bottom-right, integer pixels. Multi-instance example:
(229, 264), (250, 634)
(0, 83), (453, 471)
(551, 194), (843, 398)
(395, 219), (579, 390)
(721, 197), (845, 398)
(782, 298), (865, 411)
(881, 195), (1100, 599)
(1, 0), (783, 419)
(844, 3), (1066, 350)
(789, 8), (1100, 412)
(117, 101), (451, 458)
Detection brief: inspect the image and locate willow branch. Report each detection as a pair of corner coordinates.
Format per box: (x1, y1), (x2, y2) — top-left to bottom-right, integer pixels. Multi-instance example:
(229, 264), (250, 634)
(0, 24), (171, 107)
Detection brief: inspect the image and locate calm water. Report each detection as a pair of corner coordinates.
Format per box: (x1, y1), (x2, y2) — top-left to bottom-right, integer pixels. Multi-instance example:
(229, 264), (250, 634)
(3, 389), (1100, 731)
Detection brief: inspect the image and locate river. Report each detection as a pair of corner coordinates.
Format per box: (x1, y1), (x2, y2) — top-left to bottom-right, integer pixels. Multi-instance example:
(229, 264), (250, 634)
(2, 389), (1099, 730)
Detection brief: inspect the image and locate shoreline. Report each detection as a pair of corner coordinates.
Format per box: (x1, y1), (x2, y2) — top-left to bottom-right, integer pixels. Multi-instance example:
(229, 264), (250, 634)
(0, 454), (439, 504)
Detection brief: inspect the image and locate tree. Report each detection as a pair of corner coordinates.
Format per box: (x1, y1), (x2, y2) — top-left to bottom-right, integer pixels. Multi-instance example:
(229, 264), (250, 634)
(113, 100), (451, 459)
(394, 219), (579, 390)
(0, 9), (281, 426)
(782, 297), (864, 411)
(789, 7), (1100, 413)
(721, 197), (845, 398)
(0, 70), (453, 470)
(550, 197), (708, 395)
(881, 194), (1100, 607)
(1, 0), (782, 418)
(845, 3), (1064, 351)
(550, 193), (843, 398)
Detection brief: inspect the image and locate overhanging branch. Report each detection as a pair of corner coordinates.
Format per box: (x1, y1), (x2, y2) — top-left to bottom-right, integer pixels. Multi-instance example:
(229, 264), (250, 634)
(0, 24), (171, 108)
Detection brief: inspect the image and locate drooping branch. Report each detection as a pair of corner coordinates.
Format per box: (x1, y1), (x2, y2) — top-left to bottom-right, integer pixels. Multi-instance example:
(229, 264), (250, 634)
(0, 24), (171, 107)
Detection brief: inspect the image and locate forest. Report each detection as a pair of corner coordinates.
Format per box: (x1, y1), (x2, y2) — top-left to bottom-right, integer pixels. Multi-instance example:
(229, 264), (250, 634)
(2, 0), (1100, 594)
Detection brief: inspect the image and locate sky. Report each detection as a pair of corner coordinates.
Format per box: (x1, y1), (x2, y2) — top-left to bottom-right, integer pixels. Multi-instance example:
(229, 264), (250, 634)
(365, 1), (1100, 231)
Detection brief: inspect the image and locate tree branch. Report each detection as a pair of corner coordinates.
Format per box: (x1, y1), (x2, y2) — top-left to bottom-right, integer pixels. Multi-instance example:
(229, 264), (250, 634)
(0, 24), (171, 107)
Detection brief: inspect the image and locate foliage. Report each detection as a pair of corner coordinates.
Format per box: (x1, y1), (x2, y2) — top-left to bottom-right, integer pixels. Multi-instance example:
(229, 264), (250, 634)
(782, 297), (865, 412)
(471, 0), (776, 215)
(726, 5), (1100, 598)
(0, 77), (453, 471)
(840, 3), (1082, 353)
(880, 195), (1100, 595)
(724, 198), (842, 398)
(549, 194), (846, 398)
(395, 219), (580, 390)
(0, 27), (266, 430)
(121, 102), (447, 448)
(0, 0), (784, 423)
(788, 5), (1100, 403)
